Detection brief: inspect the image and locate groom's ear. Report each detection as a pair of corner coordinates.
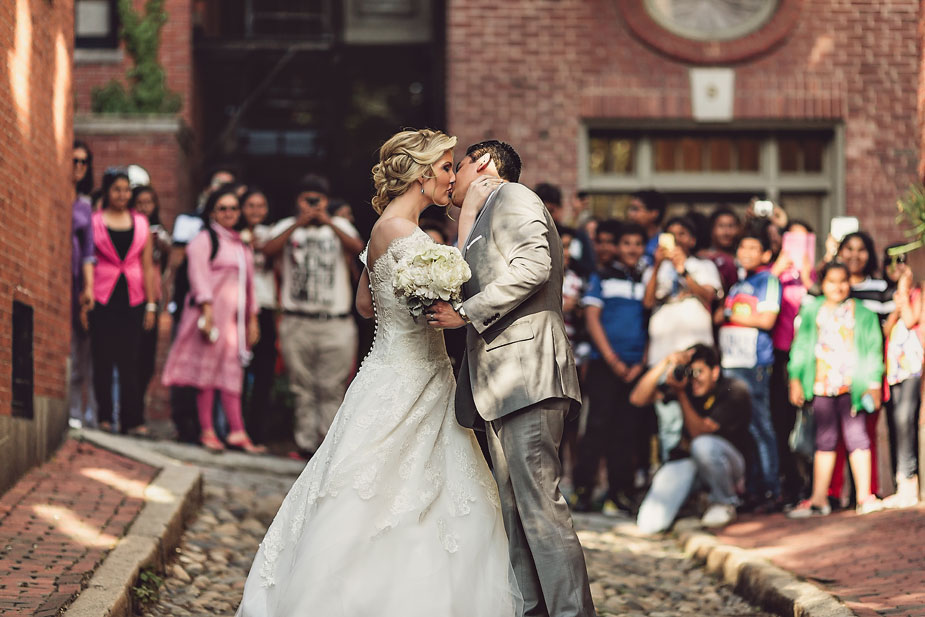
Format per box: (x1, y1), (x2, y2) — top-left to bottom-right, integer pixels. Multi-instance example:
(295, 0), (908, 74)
(475, 153), (492, 173)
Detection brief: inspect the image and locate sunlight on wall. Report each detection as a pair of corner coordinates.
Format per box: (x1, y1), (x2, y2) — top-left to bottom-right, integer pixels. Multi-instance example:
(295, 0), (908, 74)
(33, 504), (118, 549)
(81, 467), (175, 504)
(8, 0), (32, 134)
(54, 31), (70, 155)
(808, 34), (834, 68)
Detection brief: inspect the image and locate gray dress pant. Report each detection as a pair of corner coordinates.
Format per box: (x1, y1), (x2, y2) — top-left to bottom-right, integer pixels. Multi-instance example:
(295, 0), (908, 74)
(487, 398), (596, 617)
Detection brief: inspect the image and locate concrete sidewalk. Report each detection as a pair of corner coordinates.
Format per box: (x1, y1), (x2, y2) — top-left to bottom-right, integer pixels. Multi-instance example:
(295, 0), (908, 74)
(711, 506), (925, 617)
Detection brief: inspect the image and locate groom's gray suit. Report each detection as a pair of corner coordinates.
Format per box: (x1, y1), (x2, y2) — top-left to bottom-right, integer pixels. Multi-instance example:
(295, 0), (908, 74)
(455, 182), (596, 617)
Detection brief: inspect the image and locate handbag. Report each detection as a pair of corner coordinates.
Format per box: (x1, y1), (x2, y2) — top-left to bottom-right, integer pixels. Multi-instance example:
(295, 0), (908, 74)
(788, 404), (815, 459)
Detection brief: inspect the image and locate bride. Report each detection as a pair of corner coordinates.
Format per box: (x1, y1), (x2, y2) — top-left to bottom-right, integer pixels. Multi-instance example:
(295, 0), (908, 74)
(235, 129), (521, 617)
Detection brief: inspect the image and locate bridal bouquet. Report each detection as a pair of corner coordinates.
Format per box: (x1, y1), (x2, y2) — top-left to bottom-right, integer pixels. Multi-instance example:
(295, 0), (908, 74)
(393, 240), (471, 317)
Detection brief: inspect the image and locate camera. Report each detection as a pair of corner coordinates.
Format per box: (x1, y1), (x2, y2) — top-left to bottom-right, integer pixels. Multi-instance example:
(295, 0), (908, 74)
(672, 363), (692, 382)
(753, 199), (774, 218)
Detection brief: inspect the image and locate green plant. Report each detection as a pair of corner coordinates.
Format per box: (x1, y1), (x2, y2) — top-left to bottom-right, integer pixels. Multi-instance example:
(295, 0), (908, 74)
(91, 0), (182, 114)
(889, 184), (925, 257)
(131, 568), (163, 608)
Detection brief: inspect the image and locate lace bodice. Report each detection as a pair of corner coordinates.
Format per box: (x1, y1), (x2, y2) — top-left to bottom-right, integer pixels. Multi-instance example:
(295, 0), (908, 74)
(360, 228), (451, 371)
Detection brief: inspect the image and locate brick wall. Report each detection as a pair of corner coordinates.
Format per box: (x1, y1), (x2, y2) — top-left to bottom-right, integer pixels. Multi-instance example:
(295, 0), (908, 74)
(447, 0), (921, 245)
(0, 0), (74, 491)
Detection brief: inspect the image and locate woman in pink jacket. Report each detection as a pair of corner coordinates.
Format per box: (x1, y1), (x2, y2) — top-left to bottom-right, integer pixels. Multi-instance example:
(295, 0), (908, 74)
(162, 187), (263, 453)
(90, 168), (157, 435)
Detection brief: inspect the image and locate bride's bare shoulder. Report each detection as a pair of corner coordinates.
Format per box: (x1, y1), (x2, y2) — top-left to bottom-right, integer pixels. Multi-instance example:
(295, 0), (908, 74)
(368, 217), (420, 261)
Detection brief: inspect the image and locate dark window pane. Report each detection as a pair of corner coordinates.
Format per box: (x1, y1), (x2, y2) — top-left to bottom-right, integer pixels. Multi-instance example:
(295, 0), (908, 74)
(707, 138), (732, 172)
(736, 138), (760, 172)
(654, 138), (676, 172)
(679, 137), (703, 172)
(778, 138), (800, 173)
(803, 138), (824, 173)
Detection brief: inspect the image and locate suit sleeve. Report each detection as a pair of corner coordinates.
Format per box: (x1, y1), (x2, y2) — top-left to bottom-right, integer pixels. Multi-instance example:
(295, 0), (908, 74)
(461, 184), (552, 334)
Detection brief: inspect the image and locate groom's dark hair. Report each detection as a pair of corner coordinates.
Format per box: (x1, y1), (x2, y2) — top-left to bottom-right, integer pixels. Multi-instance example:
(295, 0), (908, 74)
(465, 140), (522, 183)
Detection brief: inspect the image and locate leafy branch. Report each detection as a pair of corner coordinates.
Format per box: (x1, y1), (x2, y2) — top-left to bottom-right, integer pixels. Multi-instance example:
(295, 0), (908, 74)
(888, 184), (925, 257)
(91, 0), (182, 114)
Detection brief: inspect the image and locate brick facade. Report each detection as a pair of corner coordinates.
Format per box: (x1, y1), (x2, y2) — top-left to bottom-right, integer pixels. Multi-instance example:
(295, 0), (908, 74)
(74, 0), (196, 228)
(446, 0), (921, 245)
(0, 0), (75, 491)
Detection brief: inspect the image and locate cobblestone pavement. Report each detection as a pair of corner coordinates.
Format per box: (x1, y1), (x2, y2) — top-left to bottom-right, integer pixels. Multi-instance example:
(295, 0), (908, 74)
(141, 461), (772, 617)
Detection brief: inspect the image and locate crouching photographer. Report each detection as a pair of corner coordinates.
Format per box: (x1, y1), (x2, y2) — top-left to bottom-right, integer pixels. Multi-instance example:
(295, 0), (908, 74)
(630, 344), (752, 533)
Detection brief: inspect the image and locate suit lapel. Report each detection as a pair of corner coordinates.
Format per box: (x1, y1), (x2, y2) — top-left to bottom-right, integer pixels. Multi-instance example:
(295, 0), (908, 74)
(462, 184), (503, 259)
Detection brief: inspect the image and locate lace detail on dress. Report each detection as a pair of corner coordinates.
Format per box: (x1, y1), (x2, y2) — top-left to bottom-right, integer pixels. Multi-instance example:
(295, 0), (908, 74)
(253, 227), (504, 593)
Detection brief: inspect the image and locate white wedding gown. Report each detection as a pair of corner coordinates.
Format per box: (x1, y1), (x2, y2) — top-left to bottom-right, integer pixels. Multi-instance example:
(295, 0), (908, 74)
(236, 229), (522, 617)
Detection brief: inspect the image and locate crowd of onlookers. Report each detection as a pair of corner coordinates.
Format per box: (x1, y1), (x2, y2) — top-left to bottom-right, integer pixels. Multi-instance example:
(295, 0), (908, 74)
(69, 138), (921, 531)
(545, 185), (921, 531)
(69, 140), (363, 459)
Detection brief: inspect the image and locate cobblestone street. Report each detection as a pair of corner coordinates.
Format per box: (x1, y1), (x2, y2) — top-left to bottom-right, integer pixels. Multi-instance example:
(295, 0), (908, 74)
(141, 459), (772, 617)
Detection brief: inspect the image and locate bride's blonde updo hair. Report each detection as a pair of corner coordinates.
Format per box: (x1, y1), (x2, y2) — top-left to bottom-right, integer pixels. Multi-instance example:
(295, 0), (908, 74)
(371, 128), (458, 214)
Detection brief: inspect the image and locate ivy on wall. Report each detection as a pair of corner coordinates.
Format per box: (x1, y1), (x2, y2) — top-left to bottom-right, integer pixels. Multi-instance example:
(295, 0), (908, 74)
(91, 0), (182, 114)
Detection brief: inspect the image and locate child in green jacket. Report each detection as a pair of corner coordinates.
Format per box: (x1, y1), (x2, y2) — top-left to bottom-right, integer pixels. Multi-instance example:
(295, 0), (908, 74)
(787, 262), (884, 517)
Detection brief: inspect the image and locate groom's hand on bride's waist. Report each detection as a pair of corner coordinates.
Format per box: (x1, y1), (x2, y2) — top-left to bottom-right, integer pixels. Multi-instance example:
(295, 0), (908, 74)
(426, 301), (466, 329)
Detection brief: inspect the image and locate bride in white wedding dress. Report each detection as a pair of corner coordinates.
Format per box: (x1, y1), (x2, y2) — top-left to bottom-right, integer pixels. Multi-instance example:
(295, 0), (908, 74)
(235, 129), (522, 617)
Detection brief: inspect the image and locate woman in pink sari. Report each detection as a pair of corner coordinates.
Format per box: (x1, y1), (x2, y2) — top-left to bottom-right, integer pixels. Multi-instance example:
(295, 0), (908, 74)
(162, 187), (263, 453)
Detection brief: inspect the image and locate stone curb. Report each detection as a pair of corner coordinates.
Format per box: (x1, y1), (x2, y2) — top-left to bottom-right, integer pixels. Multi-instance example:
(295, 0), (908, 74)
(677, 528), (856, 617)
(63, 430), (203, 617)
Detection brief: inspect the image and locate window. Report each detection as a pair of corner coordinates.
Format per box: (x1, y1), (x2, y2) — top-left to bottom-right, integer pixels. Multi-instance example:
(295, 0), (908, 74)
(75, 0), (119, 48)
(580, 126), (839, 232)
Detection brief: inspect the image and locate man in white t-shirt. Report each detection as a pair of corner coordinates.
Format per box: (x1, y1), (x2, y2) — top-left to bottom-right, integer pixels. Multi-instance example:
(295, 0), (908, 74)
(264, 174), (364, 458)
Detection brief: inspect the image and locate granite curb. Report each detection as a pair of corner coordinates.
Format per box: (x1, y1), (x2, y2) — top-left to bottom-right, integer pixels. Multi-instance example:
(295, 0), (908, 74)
(676, 525), (856, 617)
(63, 430), (203, 617)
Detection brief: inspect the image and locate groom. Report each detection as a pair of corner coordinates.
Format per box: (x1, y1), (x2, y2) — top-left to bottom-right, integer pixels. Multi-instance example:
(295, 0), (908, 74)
(427, 140), (595, 617)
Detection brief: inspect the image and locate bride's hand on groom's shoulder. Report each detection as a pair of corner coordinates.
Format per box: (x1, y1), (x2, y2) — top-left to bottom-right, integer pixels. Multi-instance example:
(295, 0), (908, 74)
(425, 301), (466, 329)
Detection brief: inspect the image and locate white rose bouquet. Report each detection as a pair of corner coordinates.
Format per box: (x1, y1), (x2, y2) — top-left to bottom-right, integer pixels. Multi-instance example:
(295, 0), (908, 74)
(392, 240), (471, 317)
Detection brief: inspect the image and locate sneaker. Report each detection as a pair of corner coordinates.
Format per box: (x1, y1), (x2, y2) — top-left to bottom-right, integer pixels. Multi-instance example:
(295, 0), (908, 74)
(601, 496), (633, 518)
(786, 499), (832, 519)
(701, 503), (736, 528)
(855, 496), (883, 515)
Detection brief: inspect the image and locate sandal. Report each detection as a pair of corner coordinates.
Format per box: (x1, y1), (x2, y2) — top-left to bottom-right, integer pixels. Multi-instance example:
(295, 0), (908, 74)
(99, 421), (113, 433)
(226, 432), (267, 455)
(200, 430), (225, 452)
(127, 426), (152, 439)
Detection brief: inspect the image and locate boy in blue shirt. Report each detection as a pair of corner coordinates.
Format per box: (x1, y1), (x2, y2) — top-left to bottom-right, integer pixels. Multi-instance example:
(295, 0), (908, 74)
(719, 219), (782, 508)
(573, 221), (651, 515)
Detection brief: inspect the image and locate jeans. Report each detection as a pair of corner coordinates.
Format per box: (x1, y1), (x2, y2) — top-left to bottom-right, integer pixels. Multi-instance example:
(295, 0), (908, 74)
(69, 327), (98, 426)
(636, 434), (745, 534)
(889, 376), (920, 479)
(726, 365), (779, 498)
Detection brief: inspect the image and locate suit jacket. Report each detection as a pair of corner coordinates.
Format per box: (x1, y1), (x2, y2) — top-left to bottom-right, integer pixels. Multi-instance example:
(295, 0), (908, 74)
(455, 182), (582, 428)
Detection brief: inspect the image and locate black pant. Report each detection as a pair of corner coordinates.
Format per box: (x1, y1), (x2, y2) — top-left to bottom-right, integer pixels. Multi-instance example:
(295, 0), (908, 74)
(138, 311), (159, 415)
(770, 348), (803, 498)
(243, 308), (278, 443)
(90, 303), (145, 432)
(574, 359), (640, 499)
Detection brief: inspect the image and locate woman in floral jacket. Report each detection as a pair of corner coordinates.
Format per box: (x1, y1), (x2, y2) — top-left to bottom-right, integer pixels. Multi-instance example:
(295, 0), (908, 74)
(787, 261), (884, 517)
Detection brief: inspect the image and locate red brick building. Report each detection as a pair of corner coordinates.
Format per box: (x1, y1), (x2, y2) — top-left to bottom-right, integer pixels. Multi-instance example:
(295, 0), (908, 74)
(0, 0), (75, 492)
(447, 0), (921, 245)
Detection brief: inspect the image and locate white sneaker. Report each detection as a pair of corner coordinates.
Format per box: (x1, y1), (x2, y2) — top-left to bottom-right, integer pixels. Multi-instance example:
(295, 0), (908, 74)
(701, 503), (736, 528)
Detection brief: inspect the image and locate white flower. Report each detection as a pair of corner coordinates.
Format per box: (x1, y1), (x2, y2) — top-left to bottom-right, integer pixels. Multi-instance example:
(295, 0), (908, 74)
(392, 239), (471, 317)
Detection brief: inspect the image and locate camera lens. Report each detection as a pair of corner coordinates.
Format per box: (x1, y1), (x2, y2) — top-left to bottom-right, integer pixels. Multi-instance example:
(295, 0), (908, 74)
(672, 364), (688, 381)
